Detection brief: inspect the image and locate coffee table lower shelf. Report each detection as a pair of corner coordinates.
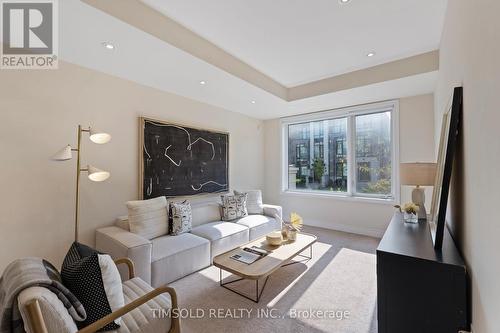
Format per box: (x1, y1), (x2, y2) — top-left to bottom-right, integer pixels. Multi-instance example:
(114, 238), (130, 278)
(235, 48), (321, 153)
(218, 245), (313, 303)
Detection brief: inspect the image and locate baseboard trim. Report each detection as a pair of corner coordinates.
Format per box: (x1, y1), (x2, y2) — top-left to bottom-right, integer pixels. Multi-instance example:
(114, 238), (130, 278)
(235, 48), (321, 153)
(304, 220), (386, 238)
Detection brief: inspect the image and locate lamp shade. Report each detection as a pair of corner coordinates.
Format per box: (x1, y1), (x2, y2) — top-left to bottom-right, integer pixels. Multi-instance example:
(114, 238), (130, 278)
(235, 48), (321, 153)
(87, 165), (110, 182)
(89, 128), (111, 144)
(52, 145), (73, 161)
(400, 163), (437, 186)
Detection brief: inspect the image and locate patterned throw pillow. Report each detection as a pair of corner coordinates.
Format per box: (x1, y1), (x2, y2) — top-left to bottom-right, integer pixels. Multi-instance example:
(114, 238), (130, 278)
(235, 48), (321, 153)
(234, 190), (264, 215)
(61, 242), (124, 331)
(221, 193), (248, 221)
(170, 201), (192, 236)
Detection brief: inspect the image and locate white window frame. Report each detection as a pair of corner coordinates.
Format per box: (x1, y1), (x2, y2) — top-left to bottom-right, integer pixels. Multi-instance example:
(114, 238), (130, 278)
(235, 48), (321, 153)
(281, 100), (400, 204)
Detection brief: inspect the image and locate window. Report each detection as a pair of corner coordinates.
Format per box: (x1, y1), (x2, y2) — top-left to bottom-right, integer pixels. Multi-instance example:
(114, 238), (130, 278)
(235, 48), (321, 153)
(283, 101), (398, 200)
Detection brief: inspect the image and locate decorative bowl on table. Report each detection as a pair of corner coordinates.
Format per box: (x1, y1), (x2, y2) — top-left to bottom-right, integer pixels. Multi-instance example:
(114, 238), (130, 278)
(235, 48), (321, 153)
(266, 231), (283, 246)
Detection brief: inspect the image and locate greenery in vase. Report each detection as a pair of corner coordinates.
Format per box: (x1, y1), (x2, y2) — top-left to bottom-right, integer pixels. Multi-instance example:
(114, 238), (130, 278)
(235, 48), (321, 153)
(394, 202), (420, 215)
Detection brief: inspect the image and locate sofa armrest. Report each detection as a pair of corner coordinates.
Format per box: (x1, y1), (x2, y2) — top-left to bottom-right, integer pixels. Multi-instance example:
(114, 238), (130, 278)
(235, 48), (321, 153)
(263, 204), (283, 220)
(96, 227), (152, 284)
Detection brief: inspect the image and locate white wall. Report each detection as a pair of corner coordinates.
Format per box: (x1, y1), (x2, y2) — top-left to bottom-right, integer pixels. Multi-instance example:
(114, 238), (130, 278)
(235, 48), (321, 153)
(263, 94), (435, 237)
(436, 1), (500, 332)
(0, 61), (264, 272)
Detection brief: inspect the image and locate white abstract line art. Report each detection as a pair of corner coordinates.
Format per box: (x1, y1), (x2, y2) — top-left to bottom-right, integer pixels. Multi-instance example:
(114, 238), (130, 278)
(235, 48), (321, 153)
(191, 181), (227, 191)
(164, 145), (182, 167)
(147, 178), (153, 196)
(143, 143), (151, 159)
(187, 137), (215, 160)
(146, 121), (192, 146)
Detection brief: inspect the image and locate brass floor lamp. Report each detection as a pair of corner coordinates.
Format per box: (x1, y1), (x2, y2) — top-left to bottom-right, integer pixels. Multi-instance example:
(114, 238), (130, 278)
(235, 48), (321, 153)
(52, 125), (111, 243)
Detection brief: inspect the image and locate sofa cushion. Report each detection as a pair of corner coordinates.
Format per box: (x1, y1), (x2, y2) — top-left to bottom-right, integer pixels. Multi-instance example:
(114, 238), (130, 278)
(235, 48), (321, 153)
(234, 190), (264, 215)
(115, 216), (130, 231)
(191, 222), (249, 259)
(191, 202), (221, 227)
(152, 233), (209, 262)
(114, 277), (172, 333)
(151, 233), (210, 286)
(236, 215), (280, 240)
(126, 197), (168, 240)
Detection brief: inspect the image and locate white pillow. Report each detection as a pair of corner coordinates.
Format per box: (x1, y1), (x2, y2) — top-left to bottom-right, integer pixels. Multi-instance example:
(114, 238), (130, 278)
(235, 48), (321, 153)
(234, 190), (264, 215)
(115, 216), (130, 231)
(98, 254), (125, 324)
(126, 196), (168, 239)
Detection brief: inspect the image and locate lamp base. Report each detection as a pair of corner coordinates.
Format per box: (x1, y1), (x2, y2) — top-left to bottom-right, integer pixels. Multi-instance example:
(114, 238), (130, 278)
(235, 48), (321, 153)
(412, 186), (427, 220)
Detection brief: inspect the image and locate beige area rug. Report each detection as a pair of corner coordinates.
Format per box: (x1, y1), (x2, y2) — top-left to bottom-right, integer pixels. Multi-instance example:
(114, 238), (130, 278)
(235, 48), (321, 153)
(170, 227), (379, 333)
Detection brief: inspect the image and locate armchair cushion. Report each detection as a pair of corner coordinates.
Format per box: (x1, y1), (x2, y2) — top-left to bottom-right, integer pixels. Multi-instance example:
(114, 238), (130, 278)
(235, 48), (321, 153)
(116, 277), (172, 333)
(19, 277), (173, 333)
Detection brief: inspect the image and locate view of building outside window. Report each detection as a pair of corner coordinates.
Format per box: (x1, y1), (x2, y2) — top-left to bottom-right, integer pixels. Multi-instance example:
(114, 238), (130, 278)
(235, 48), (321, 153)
(287, 111), (392, 197)
(355, 111), (392, 195)
(288, 118), (348, 192)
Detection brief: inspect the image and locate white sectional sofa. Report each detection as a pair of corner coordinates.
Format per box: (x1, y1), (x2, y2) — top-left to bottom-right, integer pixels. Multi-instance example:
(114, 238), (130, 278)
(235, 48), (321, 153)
(96, 200), (282, 287)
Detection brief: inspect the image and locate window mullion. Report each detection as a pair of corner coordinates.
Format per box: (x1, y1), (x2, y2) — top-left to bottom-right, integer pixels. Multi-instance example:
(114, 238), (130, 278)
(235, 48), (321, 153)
(347, 115), (355, 197)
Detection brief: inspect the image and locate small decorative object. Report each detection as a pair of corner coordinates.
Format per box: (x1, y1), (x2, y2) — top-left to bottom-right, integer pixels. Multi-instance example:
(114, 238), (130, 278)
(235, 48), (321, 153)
(287, 229), (298, 241)
(281, 225), (288, 240)
(275, 212), (303, 242)
(266, 231), (283, 246)
(284, 212), (303, 242)
(395, 203), (419, 223)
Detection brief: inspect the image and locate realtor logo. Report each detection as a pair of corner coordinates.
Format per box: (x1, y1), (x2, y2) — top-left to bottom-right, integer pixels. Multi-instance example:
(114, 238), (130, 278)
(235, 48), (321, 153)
(1, 0), (58, 69)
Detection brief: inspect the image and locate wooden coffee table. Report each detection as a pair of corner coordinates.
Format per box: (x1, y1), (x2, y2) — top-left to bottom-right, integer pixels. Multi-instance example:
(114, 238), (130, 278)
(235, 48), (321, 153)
(213, 232), (317, 303)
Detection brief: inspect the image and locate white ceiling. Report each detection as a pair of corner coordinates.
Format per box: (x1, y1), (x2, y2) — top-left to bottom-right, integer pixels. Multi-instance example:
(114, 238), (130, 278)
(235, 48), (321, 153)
(141, 0), (448, 87)
(55, 0), (442, 119)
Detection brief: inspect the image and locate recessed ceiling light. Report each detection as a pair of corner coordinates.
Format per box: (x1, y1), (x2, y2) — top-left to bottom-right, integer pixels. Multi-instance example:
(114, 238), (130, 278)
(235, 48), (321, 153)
(199, 81), (206, 85)
(251, 100), (256, 104)
(339, 0), (351, 3)
(367, 52), (376, 57)
(102, 42), (115, 50)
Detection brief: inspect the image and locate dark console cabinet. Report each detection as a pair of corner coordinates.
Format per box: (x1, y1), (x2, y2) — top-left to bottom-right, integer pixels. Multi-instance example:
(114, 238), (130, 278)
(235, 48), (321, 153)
(377, 213), (469, 333)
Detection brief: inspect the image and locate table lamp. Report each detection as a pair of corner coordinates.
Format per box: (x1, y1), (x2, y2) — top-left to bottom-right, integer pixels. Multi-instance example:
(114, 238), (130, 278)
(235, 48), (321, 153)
(52, 125), (111, 242)
(400, 162), (437, 220)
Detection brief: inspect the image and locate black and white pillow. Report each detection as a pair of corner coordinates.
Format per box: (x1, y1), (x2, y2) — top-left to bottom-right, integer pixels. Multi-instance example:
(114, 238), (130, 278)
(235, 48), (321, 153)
(170, 201), (192, 235)
(221, 193), (248, 221)
(61, 243), (124, 331)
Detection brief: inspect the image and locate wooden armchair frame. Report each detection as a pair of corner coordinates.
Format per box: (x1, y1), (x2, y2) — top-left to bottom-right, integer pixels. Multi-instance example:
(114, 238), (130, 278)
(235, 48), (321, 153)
(25, 258), (180, 333)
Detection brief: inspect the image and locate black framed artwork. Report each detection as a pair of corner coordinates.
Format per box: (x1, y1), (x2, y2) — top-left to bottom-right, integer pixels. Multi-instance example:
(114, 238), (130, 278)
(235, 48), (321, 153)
(429, 87), (462, 250)
(139, 117), (229, 198)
